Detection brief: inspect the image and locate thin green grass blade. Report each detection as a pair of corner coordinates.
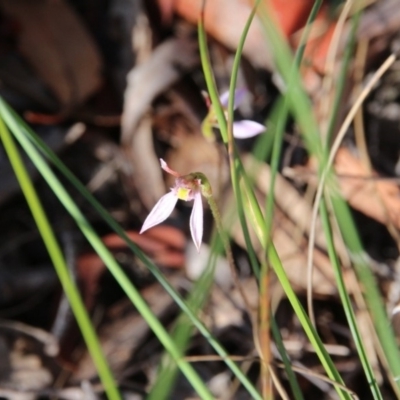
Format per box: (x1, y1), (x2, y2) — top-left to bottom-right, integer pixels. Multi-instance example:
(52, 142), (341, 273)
(238, 165), (351, 398)
(199, 7), (350, 393)
(257, 2), (400, 395)
(330, 194), (400, 394)
(271, 317), (305, 400)
(256, 4), (325, 163)
(148, 245), (218, 400)
(320, 198), (383, 400)
(258, 5), (322, 393)
(252, 107), (276, 163)
(198, 16), (228, 141)
(235, 153), (351, 398)
(325, 8), (361, 146)
(266, 243), (351, 399)
(0, 98), (262, 400)
(238, 155), (351, 399)
(226, 0), (262, 280)
(0, 101), (214, 400)
(265, 0), (323, 238)
(0, 116), (121, 400)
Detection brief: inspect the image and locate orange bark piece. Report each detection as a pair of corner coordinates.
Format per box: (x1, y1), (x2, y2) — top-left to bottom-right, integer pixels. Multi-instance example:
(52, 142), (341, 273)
(159, 0), (272, 68)
(77, 253), (105, 309)
(269, 1), (338, 89)
(82, 226), (186, 272)
(101, 227), (186, 268)
(268, 0), (316, 37)
(159, 0), (337, 86)
(335, 148), (400, 229)
(102, 226), (185, 253)
(77, 227), (186, 307)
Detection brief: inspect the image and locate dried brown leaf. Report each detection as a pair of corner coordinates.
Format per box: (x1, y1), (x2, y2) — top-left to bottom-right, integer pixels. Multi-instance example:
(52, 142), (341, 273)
(0, 0), (102, 107)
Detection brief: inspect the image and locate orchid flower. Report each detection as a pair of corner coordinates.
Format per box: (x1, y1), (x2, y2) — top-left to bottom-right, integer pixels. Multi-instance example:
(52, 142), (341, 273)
(202, 88), (266, 140)
(140, 159), (210, 251)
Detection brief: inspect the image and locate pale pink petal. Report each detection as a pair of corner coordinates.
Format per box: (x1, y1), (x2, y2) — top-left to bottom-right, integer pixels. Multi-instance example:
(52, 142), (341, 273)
(189, 192), (203, 251)
(219, 91), (230, 108)
(160, 159), (180, 178)
(219, 88), (247, 109)
(140, 191), (178, 233)
(232, 120), (265, 139)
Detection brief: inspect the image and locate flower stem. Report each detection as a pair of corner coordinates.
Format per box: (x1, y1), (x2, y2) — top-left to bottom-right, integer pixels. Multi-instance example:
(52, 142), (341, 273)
(199, 175), (256, 330)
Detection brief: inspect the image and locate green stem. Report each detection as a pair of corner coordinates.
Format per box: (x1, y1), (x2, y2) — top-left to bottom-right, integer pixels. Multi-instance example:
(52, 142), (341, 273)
(320, 198), (383, 400)
(0, 116), (121, 400)
(0, 98), (261, 400)
(199, 173), (255, 318)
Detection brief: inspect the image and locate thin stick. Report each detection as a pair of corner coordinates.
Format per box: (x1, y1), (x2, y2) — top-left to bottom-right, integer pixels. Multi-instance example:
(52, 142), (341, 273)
(308, 0), (354, 326)
(306, 54), (396, 312)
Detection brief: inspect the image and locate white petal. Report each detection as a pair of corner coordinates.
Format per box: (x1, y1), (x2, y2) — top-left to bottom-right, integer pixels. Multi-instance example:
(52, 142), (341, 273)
(233, 120), (265, 139)
(219, 88), (247, 109)
(140, 192), (178, 233)
(233, 88), (247, 109)
(190, 192), (203, 251)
